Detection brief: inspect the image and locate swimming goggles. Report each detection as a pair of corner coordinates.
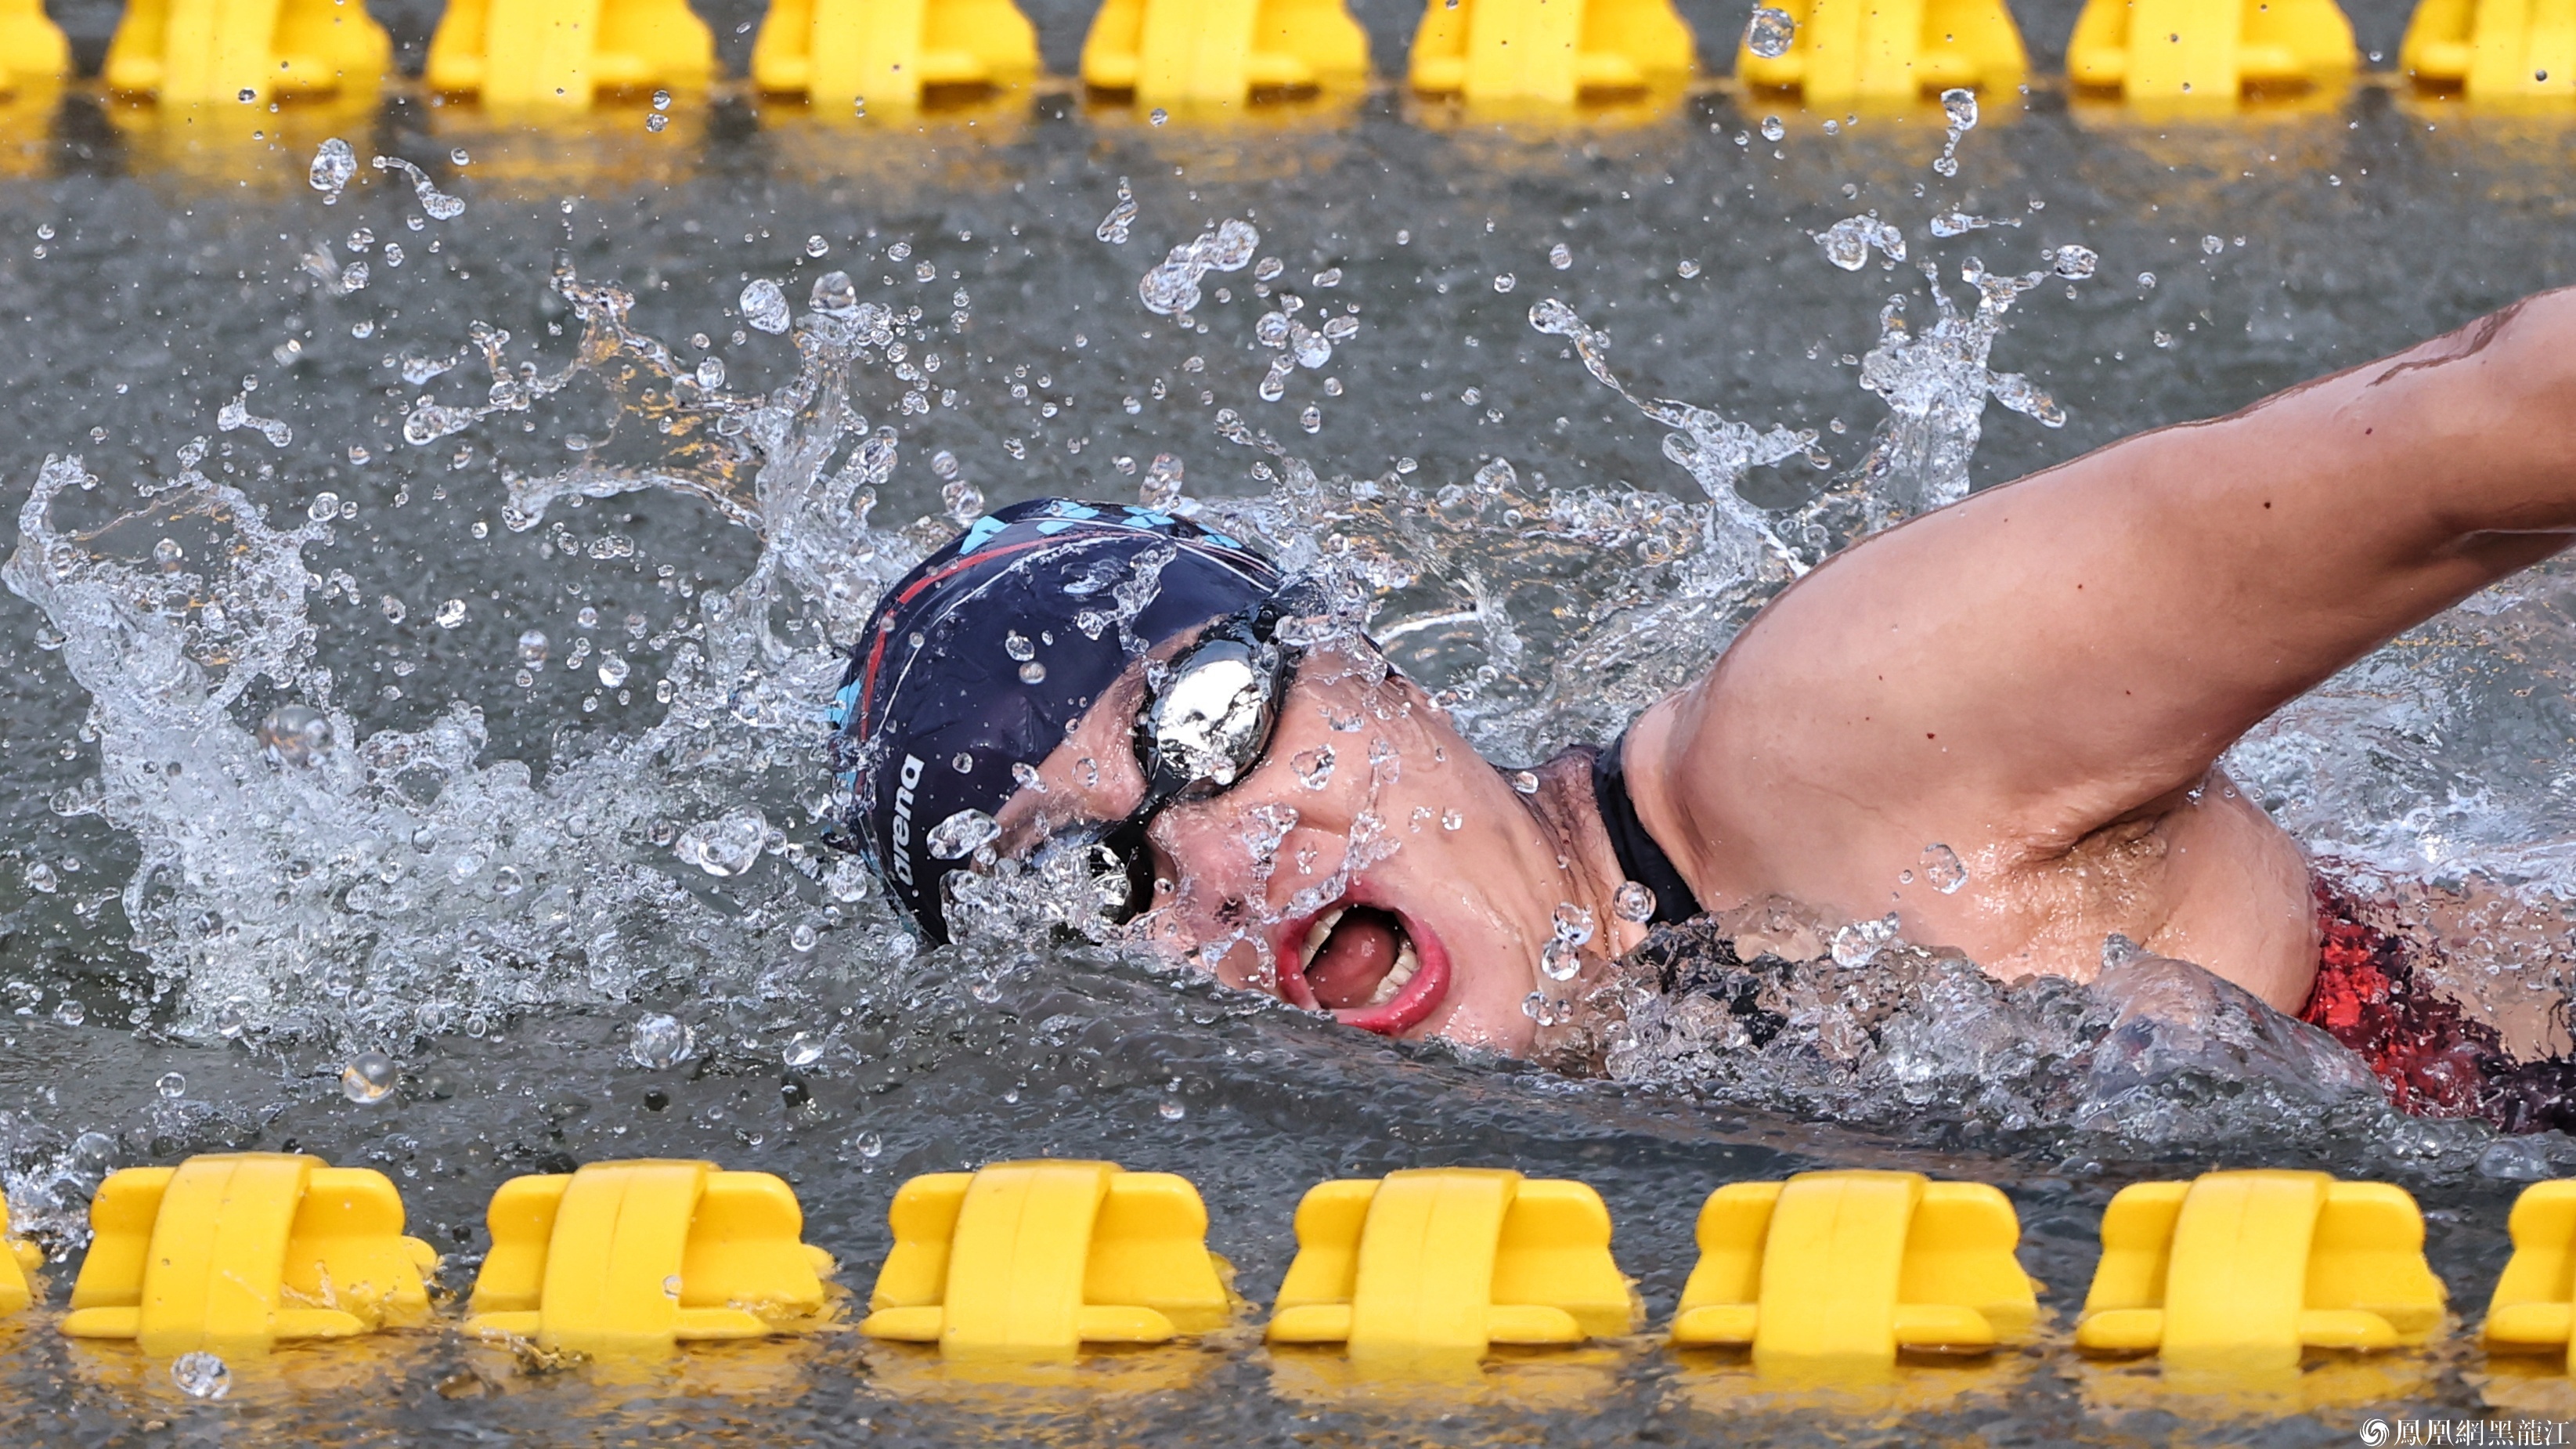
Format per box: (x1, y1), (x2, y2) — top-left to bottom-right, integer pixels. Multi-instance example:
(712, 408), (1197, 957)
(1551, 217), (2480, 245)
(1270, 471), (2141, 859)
(1082, 587), (1312, 921)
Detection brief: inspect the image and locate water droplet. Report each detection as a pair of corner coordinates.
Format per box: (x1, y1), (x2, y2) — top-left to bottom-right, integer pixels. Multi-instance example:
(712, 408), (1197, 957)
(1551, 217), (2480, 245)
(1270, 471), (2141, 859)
(2050, 244), (2098, 280)
(1510, 771), (1539, 795)
(449, 148), (470, 166)
(1148, 107), (1170, 126)
(2200, 233), (2224, 255)
(1921, 843), (1967, 894)
(644, 112), (669, 133)
(341, 1050), (397, 1103)
(214, 998), (251, 1038)
(783, 1031), (824, 1067)
(308, 138), (356, 201)
(1551, 902), (1596, 947)
(1441, 809), (1463, 830)
(1759, 115), (1786, 142)
(1941, 87), (1979, 132)
(695, 356), (726, 388)
(258, 704), (334, 767)
(927, 810), (1001, 861)
(741, 279), (791, 334)
(915, 260), (937, 282)
(1017, 661), (1047, 684)
(1492, 272), (1517, 294)
(651, 89), (672, 110)
(1541, 939), (1582, 981)
(1096, 179), (1138, 244)
(1677, 258), (1701, 279)
(1830, 913), (1900, 967)
(435, 598), (467, 628)
(1547, 242), (1573, 270)
(1614, 880), (1656, 923)
(630, 1013), (695, 1069)
(674, 811), (768, 876)
(1004, 630), (1036, 661)
(1744, 5), (1796, 57)
(1159, 1099), (1185, 1120)
(810, 270), (859, 314)
(1293, 746), (1336, 789)
(171, 1352), (230, 1399)
(52, 999), (84, 1026)
(369, 154), (466, 220)
(597, 654), (630, 688)
(23, 861), (56, 894)
(236, 87), (257, 103)
(1140, 453), (1185, 508)
(517, 629), (550, 666)
(805, 234), (829, 258)
(1815, 214), (1904, 271)
(157, 1071), (185, 1098)
(855, 1129), (884, 1158)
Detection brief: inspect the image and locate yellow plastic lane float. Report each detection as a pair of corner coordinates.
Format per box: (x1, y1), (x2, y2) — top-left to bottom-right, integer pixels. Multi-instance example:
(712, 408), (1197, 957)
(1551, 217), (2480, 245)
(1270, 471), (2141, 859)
(1265, 1167), (1639, 1360)
(1407, 0), (1694, 106)
(1081, 0), (1369, 110)
(2401, 0), (2576, 101)
(2481, 1180), (2576, 1368)
(2075, 1169), (2446, 1370)
(60, 1153), (438, 1356)
(427, 0), (715, 111)
(102, 0), (388, 104)
(465, 1158), (838, 1354)
(752, 0), (1039, 112)
(1670, 1169), (2037, 1367)
(862, 1160), (1232, 1357)
(1733, 0), (2026, 107)
(0, 1184), (38, 1317)
(0, 0), (66, 94)
(2066, 0), (2358, 103)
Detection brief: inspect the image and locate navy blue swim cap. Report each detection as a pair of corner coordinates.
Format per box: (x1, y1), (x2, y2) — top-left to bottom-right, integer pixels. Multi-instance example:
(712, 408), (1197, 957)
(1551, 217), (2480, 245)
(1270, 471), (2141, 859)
(828, 498), (1284, 942)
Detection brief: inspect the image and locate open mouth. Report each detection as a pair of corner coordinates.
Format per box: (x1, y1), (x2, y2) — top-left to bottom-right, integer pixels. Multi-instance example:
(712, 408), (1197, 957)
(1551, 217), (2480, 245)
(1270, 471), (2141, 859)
(1279, 899), (1451, 1036)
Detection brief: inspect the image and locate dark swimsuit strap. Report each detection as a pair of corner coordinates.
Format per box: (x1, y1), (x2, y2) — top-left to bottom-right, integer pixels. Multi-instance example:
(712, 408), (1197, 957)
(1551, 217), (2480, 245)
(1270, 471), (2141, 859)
(1588, 732), (1704, 926)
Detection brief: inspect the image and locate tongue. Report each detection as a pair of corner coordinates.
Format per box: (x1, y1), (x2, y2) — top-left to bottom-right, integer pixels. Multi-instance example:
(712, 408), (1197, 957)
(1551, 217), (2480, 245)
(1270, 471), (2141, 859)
(1304, 907), (1404, 1010)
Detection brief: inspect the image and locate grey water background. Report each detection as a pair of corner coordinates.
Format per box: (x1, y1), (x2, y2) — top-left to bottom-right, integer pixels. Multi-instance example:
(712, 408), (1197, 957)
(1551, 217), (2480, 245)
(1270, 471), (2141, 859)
(4, 0), (2576, 1437)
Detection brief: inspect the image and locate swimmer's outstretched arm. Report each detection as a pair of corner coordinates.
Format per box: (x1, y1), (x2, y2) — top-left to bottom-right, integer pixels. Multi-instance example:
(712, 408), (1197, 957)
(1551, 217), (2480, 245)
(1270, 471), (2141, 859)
(1623, 288), (2576, 1003)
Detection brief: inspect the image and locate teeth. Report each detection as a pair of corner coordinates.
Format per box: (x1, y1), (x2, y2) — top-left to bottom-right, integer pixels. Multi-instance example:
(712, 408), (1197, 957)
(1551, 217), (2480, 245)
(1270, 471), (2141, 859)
(1299, 907), (1345, 971)
(1363, 936), (1420, 1008)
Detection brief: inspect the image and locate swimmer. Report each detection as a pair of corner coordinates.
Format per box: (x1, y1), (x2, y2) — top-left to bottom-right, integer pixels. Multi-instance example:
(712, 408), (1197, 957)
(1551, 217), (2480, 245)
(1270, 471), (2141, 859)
(826, 291), (2576, 1115)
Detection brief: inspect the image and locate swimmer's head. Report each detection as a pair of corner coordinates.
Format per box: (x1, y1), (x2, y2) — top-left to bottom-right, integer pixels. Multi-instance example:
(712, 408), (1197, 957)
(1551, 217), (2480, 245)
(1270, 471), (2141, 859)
(832, 497), (1641, 1053)
(828, 498), (1286, 941)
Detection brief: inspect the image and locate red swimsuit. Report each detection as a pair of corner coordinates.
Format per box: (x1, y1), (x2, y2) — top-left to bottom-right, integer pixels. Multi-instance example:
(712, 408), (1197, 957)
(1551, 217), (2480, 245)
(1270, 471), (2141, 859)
(2300, 885), (2575, 1133)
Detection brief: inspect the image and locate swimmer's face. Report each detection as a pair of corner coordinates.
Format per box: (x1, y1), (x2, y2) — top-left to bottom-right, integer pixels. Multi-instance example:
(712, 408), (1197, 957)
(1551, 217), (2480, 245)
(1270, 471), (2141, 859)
(994, 638), (1577, 1053)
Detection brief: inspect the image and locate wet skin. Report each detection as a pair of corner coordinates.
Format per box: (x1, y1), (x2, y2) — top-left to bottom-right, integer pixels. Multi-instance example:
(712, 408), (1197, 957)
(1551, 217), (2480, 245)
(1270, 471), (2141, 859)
(994, 288), (2576, 1043)
(995, 641), (1639, 1055)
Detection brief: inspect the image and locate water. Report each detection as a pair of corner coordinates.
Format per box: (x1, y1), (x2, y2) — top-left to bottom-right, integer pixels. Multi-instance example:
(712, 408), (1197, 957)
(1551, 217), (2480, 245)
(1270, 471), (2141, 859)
(5, 46), (2576, 1441)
